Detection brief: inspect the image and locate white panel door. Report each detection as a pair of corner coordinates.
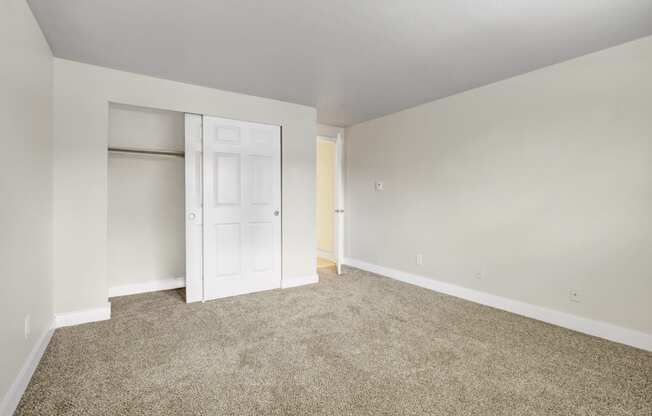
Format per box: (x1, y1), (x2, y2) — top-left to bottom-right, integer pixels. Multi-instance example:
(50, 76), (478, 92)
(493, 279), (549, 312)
(184, 114), (203, 302)
(202, 116), (281, 300)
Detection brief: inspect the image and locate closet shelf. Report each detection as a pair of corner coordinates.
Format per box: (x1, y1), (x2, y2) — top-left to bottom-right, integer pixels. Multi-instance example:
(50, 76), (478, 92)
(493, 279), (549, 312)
(108, 147), (185, 158)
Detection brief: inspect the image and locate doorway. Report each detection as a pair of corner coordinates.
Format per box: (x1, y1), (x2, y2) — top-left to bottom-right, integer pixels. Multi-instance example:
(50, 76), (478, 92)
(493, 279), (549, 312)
(316, 134), (344, 274)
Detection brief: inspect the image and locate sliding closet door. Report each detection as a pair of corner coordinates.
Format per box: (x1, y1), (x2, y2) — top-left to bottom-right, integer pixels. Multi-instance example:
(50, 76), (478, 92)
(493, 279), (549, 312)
(202, 116), (282, 300)
(184, 114), (204, 302)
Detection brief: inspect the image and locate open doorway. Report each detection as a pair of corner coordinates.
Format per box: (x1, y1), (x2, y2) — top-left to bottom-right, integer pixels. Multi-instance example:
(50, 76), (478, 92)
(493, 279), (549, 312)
(316, 134), (344, 274)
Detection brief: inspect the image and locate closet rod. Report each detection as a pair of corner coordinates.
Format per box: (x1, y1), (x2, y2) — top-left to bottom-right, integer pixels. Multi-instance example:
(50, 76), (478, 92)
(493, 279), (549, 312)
(108, 147), (185, 158)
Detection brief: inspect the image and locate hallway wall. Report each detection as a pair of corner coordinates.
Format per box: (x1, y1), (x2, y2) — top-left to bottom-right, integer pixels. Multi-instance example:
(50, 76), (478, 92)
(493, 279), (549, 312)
(316, 139), (335, 256)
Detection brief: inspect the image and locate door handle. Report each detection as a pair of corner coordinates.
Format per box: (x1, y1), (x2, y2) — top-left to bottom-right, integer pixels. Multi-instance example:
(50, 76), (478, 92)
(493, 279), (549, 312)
(273, 210), (280, 216)
(188, 212), (196, 220)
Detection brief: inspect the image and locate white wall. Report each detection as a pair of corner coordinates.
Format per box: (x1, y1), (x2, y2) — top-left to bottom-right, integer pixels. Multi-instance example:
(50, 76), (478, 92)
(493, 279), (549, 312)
(0, 0), (53, 410)
(317, 123), (343, 138)
(316, 139), (335, 255)
(108, 104), (185, 290)
(345, 36), (652, 336)
(53, 58), (317, 315)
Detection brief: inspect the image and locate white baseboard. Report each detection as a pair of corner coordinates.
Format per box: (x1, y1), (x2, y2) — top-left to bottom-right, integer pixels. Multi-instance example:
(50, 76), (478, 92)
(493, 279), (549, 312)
(54, 303), (111, 328)
(317, 249), (335, 262)
(0, 319), (55, 416)
(343, 257), (652, 352)
(109, 277), (185, 298)
(281, 274), (319, 289)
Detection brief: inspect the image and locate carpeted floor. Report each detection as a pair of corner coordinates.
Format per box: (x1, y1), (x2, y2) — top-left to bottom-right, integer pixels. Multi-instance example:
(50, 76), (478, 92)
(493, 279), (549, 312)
(16, 266), (652, 415)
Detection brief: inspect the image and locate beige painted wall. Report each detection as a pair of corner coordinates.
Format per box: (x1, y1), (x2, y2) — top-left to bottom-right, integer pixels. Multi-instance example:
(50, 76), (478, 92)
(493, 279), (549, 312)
(108, 104), (185, 288)
(0, 0), (53, 408)
(316, 140), (335, 254)
(53, 58), (317, 314)
(345, 36), (652, 335)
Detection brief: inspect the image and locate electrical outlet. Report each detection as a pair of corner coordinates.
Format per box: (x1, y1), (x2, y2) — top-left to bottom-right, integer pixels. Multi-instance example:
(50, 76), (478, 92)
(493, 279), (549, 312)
(474, 270), (483, 280)
(569, 290), (581, 303)
(24, 315), (30, 339)
(416, 254), (423, 266)
(375, 181), (384, 191)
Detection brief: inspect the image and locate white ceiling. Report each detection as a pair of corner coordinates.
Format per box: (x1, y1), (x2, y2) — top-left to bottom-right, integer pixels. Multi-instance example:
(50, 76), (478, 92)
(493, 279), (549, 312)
(28, 0), (652, 126)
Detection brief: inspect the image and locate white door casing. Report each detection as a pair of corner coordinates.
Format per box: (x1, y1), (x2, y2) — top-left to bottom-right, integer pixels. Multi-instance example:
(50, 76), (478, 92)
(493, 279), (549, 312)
(334, 133), (344, 275)
(202, 116), (282, 300)
(184, 114), (203, 303)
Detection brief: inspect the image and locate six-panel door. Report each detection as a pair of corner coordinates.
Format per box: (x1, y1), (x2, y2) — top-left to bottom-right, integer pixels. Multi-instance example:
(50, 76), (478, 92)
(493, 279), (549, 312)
(201, 116), (282, 300)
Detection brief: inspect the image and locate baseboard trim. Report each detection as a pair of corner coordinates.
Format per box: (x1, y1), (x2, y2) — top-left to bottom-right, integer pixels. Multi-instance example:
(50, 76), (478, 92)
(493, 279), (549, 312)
(281, 274), (319, 289)
(317, 249), (335, 262)
(109, 277), (185, 298)
(343, 257), (652, 352)
(55, 303), (111, 328)
(0, 319), (55, 416)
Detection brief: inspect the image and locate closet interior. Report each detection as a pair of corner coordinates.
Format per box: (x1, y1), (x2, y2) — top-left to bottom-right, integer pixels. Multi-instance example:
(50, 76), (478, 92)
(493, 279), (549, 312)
(107, 103), (186, 296)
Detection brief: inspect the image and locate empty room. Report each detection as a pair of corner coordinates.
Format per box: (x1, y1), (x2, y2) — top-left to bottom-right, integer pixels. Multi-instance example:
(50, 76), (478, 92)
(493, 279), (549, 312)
(1, 1), (651, 415)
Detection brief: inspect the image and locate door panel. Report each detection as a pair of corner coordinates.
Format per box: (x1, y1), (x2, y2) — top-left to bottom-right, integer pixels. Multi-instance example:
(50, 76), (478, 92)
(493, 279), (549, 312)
(184, 114), (204, 302)
(250, 222), (273, 271)
(203, 116), (281, 300)
(215, 223), (241, 277)
(249, 155), (273, 204)
(214, 125), (241, 143)
(214, 153), (241, 205)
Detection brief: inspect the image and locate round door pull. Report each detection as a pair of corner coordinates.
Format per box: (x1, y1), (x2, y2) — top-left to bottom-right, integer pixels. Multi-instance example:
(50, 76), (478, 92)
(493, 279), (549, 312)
(273, 210), (280, 216)
(188, 213), (196, 220)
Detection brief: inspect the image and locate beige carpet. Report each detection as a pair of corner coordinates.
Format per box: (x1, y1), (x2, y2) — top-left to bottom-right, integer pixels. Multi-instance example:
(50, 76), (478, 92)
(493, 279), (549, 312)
(16, 267), (652, 415)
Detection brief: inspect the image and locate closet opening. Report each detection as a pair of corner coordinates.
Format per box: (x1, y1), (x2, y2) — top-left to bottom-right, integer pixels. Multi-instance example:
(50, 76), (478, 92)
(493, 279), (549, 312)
(107, 103), (187, 299)
(107, 105), (284, 303)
